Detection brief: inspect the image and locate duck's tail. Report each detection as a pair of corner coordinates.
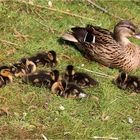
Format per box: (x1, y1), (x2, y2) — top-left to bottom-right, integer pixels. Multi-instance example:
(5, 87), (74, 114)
(62, 32), (78, 43)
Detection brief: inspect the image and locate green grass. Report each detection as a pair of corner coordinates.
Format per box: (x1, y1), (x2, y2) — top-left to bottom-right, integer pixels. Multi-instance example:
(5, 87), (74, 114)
(1, 0), (140, 139)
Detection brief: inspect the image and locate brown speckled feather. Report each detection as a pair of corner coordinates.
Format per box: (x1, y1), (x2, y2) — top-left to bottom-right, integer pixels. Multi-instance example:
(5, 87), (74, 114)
(62, 20), (140, 72)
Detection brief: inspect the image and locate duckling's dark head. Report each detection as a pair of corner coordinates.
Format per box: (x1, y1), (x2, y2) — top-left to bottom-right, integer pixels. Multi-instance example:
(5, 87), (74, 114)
(0, 66), (10, 71)
(114, 20), (140, 43)
(0, 69), (13, 82)
(51, 70), (59, 82)
(47, 51), (56, 61)
(115, 72), (128, 89)
(47, 50), (58, 66)
(65, 65), (75, 76)
(25, 59), (36, 73)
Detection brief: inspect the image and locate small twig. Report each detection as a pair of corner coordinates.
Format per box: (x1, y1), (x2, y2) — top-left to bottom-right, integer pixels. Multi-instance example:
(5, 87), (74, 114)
(77, 67), (115, 79)
(12, 0), (95, 22)
(41, 134), (48, 140)
(0, 39), (20, 47)
(91, 136), (118, 140)
(33, 18), (48, 28)
(109, 98), (120, 105)
(0, 0), (9, 2)
(87, 0), (123, 20)
(34, 10), (47, 21)
(33, 18), (61, 34)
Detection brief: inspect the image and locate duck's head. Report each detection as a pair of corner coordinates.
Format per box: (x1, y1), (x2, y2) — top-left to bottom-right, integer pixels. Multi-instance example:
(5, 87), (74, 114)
(25, 59), (36, 73)
(0, 69), (13, 82)
(47, 50), (58, 66)
(65, 65), (75, 76)
(0, 66), (10, 71)
(51, 80), (66, 95)
(114, 20), (140, 45)
(114, 72), (128, 89)
(50, 70), (60, 82)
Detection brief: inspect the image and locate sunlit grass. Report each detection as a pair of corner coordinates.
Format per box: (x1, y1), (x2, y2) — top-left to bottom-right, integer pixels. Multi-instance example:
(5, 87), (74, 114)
(0, 1), (140, 139)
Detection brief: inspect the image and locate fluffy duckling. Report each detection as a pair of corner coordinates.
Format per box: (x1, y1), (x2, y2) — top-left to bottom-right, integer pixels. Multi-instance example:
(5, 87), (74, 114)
(51, 80), (89, 99)
(0, 69), (13, 87)
(9, 62), (26, 77)
(0, 66), (10, 71)
(27, 50), (58, 67)
(20, 58), (36, 74)
(24, 70), (59, 88)
(10, 59), (36, 77)
(114, 72), (140, 93)
(46, 50), (58, 67)
(64, 65), (98, 88)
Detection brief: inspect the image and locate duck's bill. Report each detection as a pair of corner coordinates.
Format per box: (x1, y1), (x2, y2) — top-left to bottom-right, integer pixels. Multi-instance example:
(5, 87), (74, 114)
(134, 34), (140, 40)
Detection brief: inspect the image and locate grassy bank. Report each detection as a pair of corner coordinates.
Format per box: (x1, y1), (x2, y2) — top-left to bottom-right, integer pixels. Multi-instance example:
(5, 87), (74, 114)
(0, 0), (140, 139)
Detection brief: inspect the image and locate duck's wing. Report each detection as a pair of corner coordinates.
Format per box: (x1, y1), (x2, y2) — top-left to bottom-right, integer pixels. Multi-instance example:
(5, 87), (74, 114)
(62, 25), (121, 66)
(62, 25), (114, 44)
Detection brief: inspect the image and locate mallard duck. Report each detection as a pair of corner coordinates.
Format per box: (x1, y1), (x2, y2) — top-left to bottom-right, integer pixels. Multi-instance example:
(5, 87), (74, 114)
(24, 70), (60, 88)
(114, 72), (140, 93)
(51, 80), (89, 99)
(62, 20), (140, 72)
(27, 50), (58, 67)
(0, 69), (13, 87)
(64, 65), (98, 88)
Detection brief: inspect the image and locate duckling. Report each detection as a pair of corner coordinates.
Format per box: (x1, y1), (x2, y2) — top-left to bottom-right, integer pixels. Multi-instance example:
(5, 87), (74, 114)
(20, 58), (36, 74)
(27, 50), (58, 67)
(10, 59), (36, 77)
(0, 69), (13, 87)
(51, 80), (89, 99)
(0, 66), (11, 71)
(62, 20), (140, 72)
(9, 62), (26, 77)
(45, 50), (58, 67)
(114, 72), (140, 93)
(64, 65), (98, 88)
(50, 69), (60, 85)
(24, 70), (59, 88)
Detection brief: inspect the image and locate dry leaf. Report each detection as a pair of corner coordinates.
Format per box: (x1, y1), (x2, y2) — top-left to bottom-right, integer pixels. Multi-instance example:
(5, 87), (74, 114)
(60, 54), (73, 61)
(28, 0), (34, 5)
(128, 117), (133, 124)
(0, 106), (10, 116)
(48, 1), (53, 7)
(6, 48), (16, 55)
(90, 95), (99, 102)
(101, 112), (110, 121)
(81, 64), (84, 67)
(44, 102), (49, 110)
(13, 28), (29, 42)
(59, 105), (65, 111)
(129, 92), (137, 96)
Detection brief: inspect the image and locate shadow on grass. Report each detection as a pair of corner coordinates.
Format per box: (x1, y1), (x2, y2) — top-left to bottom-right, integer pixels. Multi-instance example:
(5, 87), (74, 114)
(58, 38), (95, 61)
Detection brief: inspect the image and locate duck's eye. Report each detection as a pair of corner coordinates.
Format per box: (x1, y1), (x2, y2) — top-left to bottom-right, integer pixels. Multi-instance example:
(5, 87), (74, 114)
(127, 26), (135, 33)
(84, 32), (95, 43)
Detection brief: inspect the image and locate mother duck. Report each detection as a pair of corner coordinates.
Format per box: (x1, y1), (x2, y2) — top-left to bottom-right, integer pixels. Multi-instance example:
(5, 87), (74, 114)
(62, 20), (140, 72)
